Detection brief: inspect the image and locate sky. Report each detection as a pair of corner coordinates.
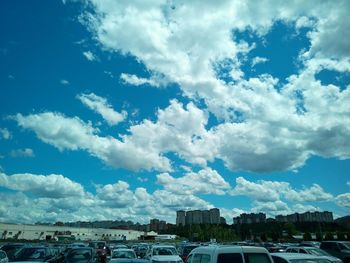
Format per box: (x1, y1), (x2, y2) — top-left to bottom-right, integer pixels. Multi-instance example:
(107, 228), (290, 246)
(0, 0), (349, 225)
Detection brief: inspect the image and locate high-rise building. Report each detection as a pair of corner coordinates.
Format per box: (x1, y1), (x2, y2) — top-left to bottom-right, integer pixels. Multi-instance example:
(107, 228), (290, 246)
(176, 210), (186, 226)
(232, 213), (266, 224)
(210, 208), (220, 224)
(275, 211), (333, 223)
(176, 208), (221, 226)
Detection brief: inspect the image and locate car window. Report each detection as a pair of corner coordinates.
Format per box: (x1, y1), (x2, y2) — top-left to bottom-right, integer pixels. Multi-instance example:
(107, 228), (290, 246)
(271, 256), (288, 263)
(244, 253), (272, 263)
(200, 254), (211, 263)
(339, 243), (350, 250)
(186, 254), (193, 263)
(217, 253), (243, 263)
(192, 254), (202, 263)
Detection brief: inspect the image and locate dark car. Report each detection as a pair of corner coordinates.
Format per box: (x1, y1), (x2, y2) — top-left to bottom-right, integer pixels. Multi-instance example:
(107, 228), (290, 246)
(0, 244), (26, 261)
(178, 244), (199, 261)
(66, 248), (96, 263)
(320, 241), (350, 263)
(11, 246), (56, 262)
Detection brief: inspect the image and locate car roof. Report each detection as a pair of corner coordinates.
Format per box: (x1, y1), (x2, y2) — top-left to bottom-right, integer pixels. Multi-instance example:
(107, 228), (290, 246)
(271, 252), (326, 260)
(190, 245), (268, 254)
(152, 245), (176, 248)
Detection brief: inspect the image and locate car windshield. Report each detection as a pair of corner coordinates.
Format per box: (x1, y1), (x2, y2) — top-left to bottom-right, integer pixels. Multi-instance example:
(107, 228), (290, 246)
(113, 251), (136, 259)
(307, 248), (330, 256)
(339, 242), (350, 250)
(67, 249), (92, 263)
(15, 248), (46, 261)
(153, 247), (177, 255)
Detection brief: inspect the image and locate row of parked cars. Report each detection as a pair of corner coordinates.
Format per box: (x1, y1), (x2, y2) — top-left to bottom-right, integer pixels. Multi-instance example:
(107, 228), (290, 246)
(0, 240), (349, 263)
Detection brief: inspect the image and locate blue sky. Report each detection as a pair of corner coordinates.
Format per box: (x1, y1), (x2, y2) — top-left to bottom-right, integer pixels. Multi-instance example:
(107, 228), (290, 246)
(0, 0), (349, 224)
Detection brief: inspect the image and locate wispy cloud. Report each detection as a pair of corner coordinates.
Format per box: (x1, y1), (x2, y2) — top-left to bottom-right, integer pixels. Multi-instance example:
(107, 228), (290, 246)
(251, 56), (269, 67)
(82, 51), (97, 61)
(9, 148), (35, 158)
(77, 93), (127, 126)
(60, 79), (70, 85)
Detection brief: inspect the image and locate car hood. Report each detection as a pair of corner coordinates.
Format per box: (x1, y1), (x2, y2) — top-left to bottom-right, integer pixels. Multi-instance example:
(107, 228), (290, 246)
(151, 255), (182, 262)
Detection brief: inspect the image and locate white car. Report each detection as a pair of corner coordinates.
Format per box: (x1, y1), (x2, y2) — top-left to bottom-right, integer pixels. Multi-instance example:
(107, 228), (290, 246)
(112, 249), (137, 259)
(145, 245), (182, 263)
(285, 246), (342, 263)
(0, 250), (9, 263)
(186, 245), (273, 263)
(271, 252), (333, 263)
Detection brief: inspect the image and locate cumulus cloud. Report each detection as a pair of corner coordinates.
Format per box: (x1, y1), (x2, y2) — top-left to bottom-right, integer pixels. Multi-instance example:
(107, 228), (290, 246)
(230, 176), (333, 203)
(335, 193), (350, 209)
(77, 93), (126, 126)
(13, 112), (171, 172)
(0, 128), (11, 140)
(82, 51), (97, 61)
(75, 0), (350, 174)
(0, 172), (85, 198)
(157, 168), (230, 195)
(9, 148), (35, 158)
(0, 172), (213, 224)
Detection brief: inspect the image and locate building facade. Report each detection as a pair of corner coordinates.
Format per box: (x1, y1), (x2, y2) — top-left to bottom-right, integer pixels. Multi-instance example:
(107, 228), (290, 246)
(0, 222), (147, 241)
(233, 213), (266, 224)
(275, 211), (333, 223)
(176, 208), (221, 226)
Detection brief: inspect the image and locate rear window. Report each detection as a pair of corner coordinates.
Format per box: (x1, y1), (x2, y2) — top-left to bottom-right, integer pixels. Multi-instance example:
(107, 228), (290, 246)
(244, 253), (271, 263)
(217, 253), (243, 263)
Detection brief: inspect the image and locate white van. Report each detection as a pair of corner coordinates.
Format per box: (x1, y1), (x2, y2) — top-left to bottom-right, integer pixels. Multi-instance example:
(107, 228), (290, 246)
(186, 245), (273, 263)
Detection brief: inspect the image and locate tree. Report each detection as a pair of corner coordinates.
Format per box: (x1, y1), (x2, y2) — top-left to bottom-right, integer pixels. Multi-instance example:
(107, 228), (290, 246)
(325, 232), (334, 240)
(303, 232), (312, 241)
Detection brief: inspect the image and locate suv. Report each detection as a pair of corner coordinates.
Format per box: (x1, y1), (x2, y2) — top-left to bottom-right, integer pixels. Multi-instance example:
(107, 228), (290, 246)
(186, 245), (273, 263)
(320, 241), (350, 262)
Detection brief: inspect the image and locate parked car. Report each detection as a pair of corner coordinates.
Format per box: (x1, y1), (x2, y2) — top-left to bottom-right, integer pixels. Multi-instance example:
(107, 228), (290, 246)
(145, 245), (182, 263)
(285, 246), (342, 263)
(66, 247), (96, 263)
(299, 241), (321, 248)
(0, 250), (9, 263)
(0, 244), (26, 261)
(320, 241), (350, 262)
(109, 259), (148, 263)
(186, 245), (273, 263)
(178, 244), (199, 262)
(111, 249), (136, 259)
(271, 253), (332, 263)
(11, 246), (56, 262)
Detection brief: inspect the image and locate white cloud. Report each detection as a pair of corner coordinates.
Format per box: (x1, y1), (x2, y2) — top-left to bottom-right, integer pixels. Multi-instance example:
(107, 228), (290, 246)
(251, 56), (268, 67)
(13, 112), (171, 172)
(9, 148), (35, 158)
(82, 51), (97, 61)
(60, 79), (70, 85)
(77, 0), (350, 174)
(156, 167), (230, 195)
(0, 172), (85, 198)
(0, 128), (11, 140)
(284, 184), (333, 202)
(230, 176), (333, 203)
(335, 193), (350, 209)
(120, 73), (161, 87)
(0, 171), (213, 224)
(77, 93), (126, 126)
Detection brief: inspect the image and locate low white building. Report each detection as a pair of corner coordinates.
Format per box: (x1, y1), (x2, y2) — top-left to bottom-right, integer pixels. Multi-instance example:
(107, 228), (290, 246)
(0, 223), (147, 241)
